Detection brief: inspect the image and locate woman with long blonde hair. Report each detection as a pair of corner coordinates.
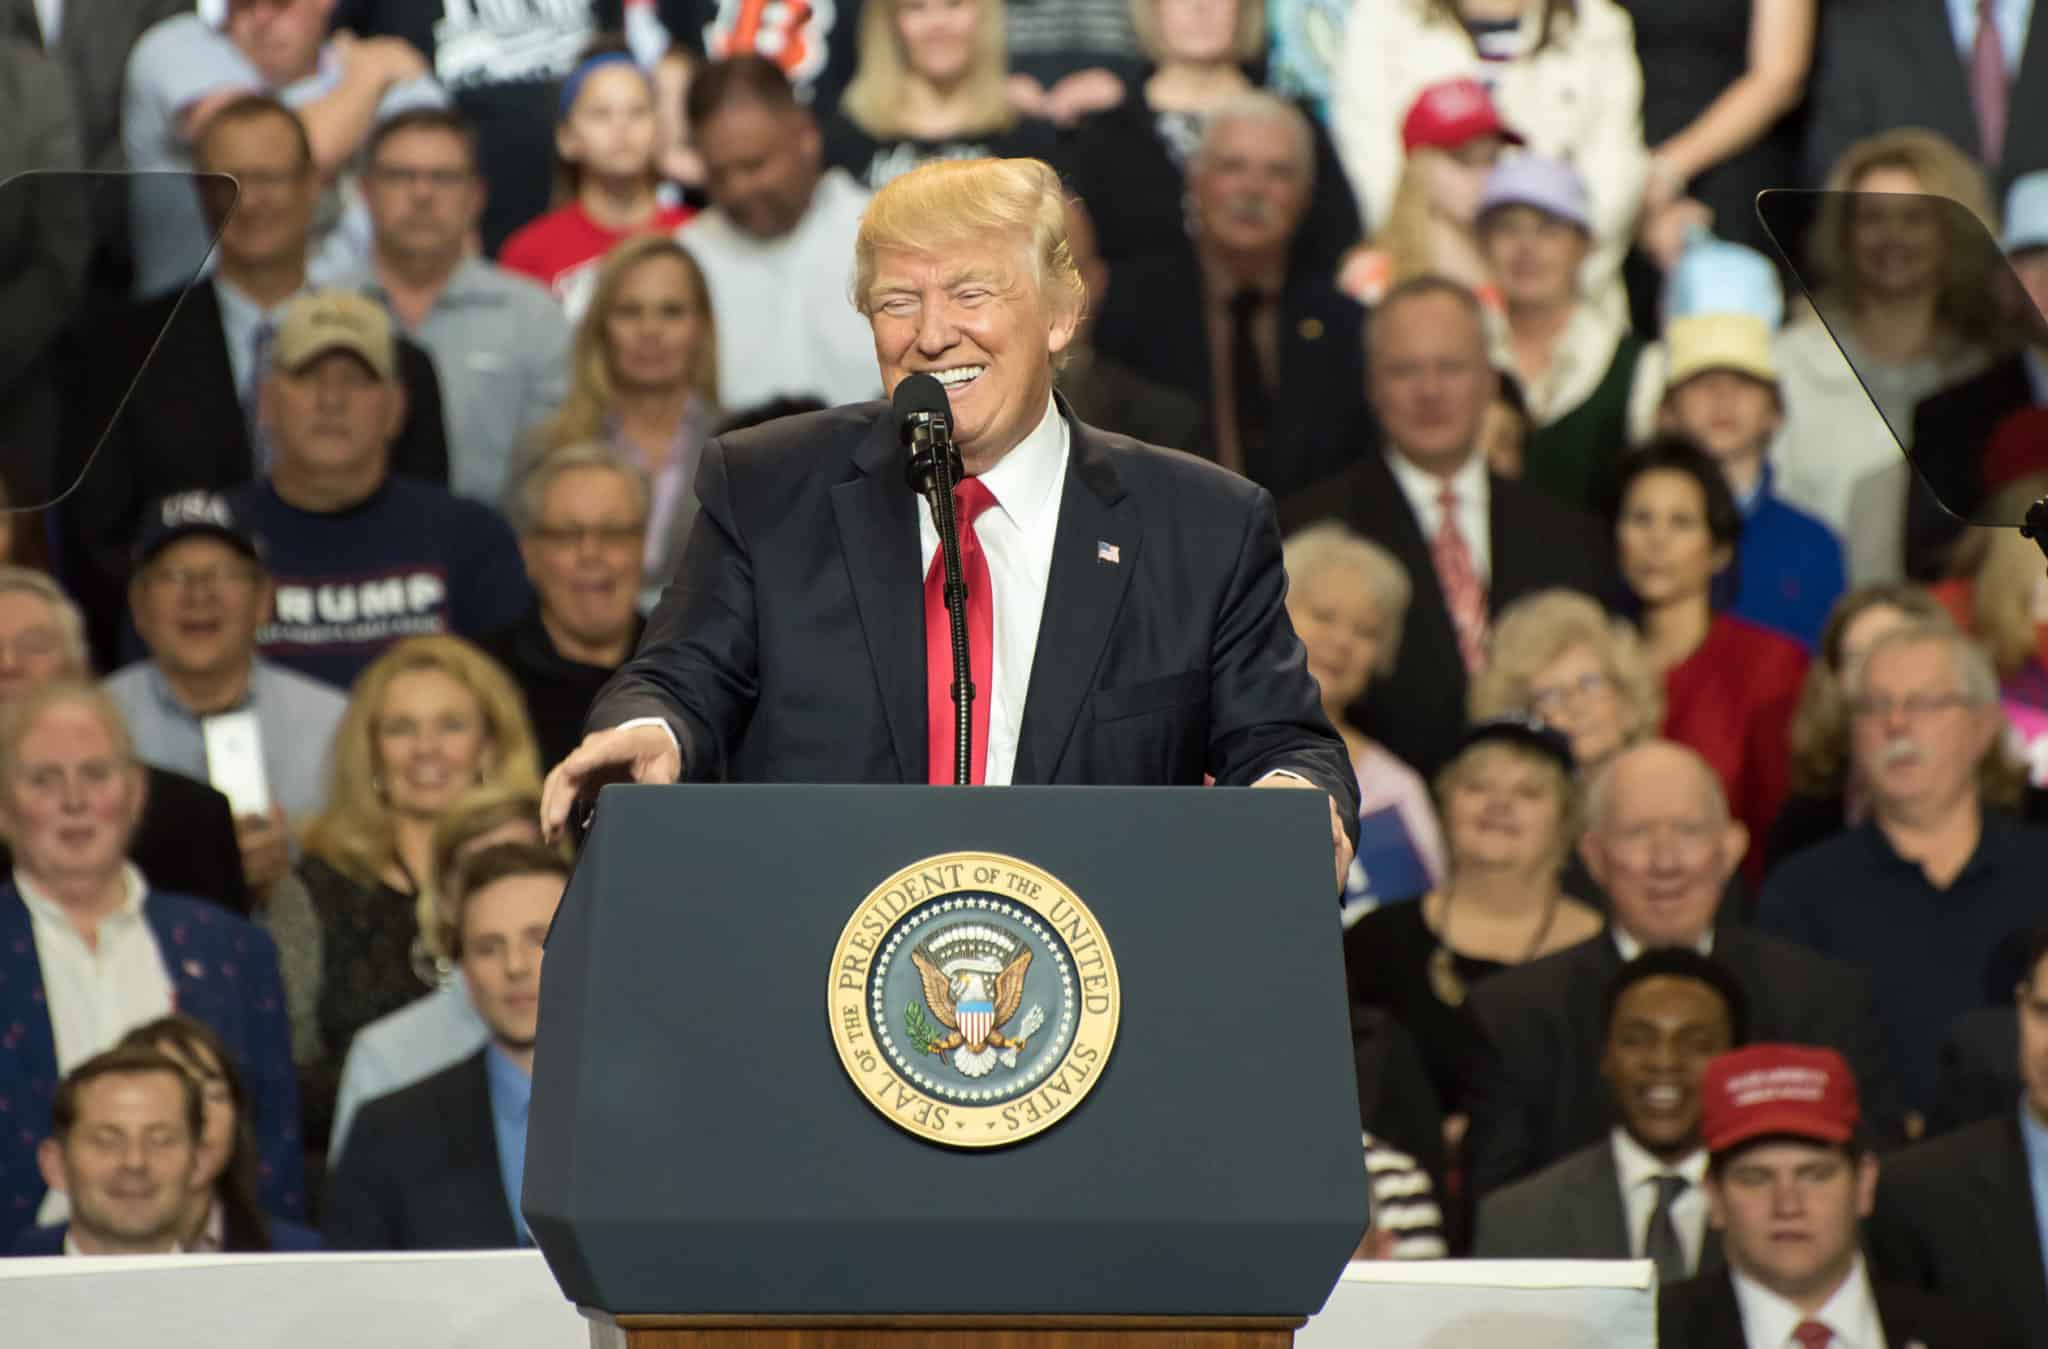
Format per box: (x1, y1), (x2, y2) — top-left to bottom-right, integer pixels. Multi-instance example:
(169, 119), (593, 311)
(533, 235), (719, 602)
(827, 0), (1057, 191)
(298, 637), (541, 1079)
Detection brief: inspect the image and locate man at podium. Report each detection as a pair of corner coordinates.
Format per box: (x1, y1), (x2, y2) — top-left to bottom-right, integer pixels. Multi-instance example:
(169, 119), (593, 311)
(541, 156), (1358, 883)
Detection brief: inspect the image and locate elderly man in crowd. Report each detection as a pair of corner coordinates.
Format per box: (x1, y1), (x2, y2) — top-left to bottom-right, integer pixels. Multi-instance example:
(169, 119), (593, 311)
(104, 491), (347, 900)
(1870, 924), (2048, 1348)
(12, 1047), (203, 1255)
(1464, 739), (1898, 1202)
(0, 567), (247, 911)
(678, 55), (878, 409)
(1278, 277), (1613, 781)
(324, 844), (568, 1250)
(1476, 948), (1746, 1279)
(1759, 622), (2048, 1122)
(228, 289), (531, 689)
(479, 445), (649, 772)
(344, 106), (570, 506)
(1090, 91), (1370, 498)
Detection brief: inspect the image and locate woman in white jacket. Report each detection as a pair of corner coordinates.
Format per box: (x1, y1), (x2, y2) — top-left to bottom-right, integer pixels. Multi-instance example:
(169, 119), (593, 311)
(1331, 0), (1647, 321)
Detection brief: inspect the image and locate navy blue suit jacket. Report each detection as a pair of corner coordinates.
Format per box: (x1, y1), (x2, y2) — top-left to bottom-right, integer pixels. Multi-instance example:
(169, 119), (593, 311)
(0, 887), (305, 1250)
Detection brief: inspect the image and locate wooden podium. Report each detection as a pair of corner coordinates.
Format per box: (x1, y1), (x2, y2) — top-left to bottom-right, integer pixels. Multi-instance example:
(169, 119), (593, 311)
(585, 1315), (1306, 1349)
(528, 786), (1365, 1342)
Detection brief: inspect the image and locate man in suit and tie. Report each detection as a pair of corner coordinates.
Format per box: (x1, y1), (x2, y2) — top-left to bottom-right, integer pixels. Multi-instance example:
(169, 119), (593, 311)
(1476, 948), (1745, 1277)
(1806, 0), (2048, 199)
(322, 843), (567, 1250)
(1866, 926), (2048, 1348)
(1661, 1043), (2002, 1349)
(1277, 276), (1613, 783)
(1462, 740), (1900, 1203)
(61, 93), (450, 670)
(1089, 91), (1373, 500)
(540, 157), (1358, 882)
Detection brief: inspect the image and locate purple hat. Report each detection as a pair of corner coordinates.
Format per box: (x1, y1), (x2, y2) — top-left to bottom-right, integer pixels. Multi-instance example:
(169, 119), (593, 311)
(1478, 155), (1592, 233)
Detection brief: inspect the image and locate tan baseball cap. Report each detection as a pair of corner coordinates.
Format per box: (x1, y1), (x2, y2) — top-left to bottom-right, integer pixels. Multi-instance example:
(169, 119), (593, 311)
(272, 290), (397, 381)
(1666, 313), (1778, 388)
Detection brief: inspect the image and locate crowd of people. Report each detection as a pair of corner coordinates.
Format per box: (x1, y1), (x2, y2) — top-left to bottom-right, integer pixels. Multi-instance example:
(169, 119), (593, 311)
(0, 0), (2045, 1342)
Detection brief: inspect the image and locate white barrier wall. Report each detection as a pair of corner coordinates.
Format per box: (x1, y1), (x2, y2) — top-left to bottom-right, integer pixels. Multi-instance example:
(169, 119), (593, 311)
(0, 1251), (1656, 1349)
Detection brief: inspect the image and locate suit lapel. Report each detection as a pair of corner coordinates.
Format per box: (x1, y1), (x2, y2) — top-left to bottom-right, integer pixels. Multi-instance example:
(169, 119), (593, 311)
(1351, 453), (1462, 684)
(1013, 407), (1138, 783)
(0, 887), (57, 1102)
(1980, 1115), (2048, 1313)
(830, 413), (925, 783)
(144, 894), (230, 1030)
(452, 1053), (523, 1246)
(1587, 1143), (1633, 1256)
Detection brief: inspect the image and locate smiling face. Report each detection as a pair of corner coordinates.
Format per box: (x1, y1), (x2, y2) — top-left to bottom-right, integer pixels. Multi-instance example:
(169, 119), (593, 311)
(1602, 975), (1734, 1161)
(460, 871), (564, 1053)
(560, 64), (659, 183)
(1286, 563), (1383, 715)
(522, 466), (646, 653)
(1617, 469), (1730, 610)
(896, 0), (980, 85)
(198, 109), (318, 276)
(1442, 744), (1567, 876)
(603, 252), (710, 394)
(1583, 745), (1746, 949)
(1847, 165), (1946, 303)
(130, 537), (268, 693)
(867, 235), (1079, 473)
(41, 1071), (197, 1254)
(1708, 1142), (1877, 1309)
(0, 701), (144, 894)
(372, 669), (494, 822)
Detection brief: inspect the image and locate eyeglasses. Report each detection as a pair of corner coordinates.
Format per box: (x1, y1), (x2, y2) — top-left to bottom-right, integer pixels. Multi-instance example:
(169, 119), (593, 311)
(146, 564), (257, 594)
(1526, 671), (1615, 717)
(1849, 692), (1974, 721)
(532, 524), (645, 551)
(369, 165), (472, 191)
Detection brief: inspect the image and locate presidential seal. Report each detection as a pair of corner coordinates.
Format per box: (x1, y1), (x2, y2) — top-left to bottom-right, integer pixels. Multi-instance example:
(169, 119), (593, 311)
(827, 852), (1120, 1148)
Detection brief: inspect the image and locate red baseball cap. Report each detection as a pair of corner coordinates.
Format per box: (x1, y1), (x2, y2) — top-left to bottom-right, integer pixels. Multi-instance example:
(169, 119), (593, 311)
(1401, 78), (1526, 153)
(1700, 1044), (1860, 1155)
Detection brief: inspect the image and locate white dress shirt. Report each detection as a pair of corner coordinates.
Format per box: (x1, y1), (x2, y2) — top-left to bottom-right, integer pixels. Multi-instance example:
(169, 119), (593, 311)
(1732, 1253), (1887, 1349)
(916, 395), (1068, 787)
(1611, 1128), (1710, 1272)
(32, 0), (61, 43)
(1383, 447), (1491, 586)
(1613, 927), (1716, 962)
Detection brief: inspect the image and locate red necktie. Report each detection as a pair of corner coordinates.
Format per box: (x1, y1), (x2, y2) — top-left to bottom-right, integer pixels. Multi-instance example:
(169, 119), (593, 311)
(1791, 1321), (1833, 1349)
(1972, 0), (2009, 163)
(925, 477), (996, 785)
(1431, 483), (1488, 675)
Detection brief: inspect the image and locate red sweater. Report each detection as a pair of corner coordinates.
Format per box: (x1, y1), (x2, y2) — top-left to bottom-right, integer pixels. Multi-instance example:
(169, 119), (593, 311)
(1662, 614), (1809, 890)
(497, 200), (696, 306)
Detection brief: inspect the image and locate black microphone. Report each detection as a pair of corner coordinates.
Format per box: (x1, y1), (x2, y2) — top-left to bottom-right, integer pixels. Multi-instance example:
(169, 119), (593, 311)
(893, 373), (974, 786)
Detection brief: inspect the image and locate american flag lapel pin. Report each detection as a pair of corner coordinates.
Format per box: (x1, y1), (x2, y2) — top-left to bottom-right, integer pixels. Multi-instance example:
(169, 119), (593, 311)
(1097, 540), (1121, 565)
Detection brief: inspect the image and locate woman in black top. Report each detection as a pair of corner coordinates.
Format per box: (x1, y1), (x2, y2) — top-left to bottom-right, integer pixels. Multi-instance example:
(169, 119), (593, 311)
(825, 0), (1060, 192)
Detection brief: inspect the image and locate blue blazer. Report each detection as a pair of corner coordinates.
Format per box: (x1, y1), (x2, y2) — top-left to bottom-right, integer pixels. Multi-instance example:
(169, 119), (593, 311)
(8, 1216), (322, 1255)
(0, 886), (306, 1250)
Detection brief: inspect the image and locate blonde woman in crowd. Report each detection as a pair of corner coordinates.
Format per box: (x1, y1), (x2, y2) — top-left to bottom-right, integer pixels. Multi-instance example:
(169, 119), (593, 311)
(826, 0), (1058, 191)
(327, 783), (552, 1162)
(534, 236), (721, 604)
(1283, 522), (1446, 924)
(297, 636), (541, 1137)
(1469, 587), (1663, 778)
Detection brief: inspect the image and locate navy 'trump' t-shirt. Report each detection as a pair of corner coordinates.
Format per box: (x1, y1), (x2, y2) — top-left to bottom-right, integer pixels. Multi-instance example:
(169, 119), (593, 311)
(228, 476), (533, 689)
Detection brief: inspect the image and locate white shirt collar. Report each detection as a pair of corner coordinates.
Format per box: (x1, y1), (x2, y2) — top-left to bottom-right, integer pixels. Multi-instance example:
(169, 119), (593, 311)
(16, 864), (150, 933)
(1732, 1254), (1885, 1349)
(1383, 443), (1486, 517)
(1612, 1127), (1709, 1191)
(969, 394), (1067, 537)
(1612, 925), (1716, 962)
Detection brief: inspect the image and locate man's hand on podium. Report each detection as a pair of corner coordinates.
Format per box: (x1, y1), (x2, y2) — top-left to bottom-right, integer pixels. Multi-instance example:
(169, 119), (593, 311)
(540, 723), (683, 843)
(1251, 775), (1353, 892)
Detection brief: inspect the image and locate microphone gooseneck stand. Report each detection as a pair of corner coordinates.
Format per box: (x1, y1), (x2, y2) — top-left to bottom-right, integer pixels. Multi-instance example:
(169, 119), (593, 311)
(900, 387), (974, 786)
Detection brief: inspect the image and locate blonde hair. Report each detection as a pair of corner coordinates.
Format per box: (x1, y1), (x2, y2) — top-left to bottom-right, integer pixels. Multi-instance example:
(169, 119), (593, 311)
(417, 782), (555, 965)
(1128, 0), (1264, 66)
(0, 680), (142, 847)
(852, 157), (1088, 323)
(1812, 129), (2006, 349)
(1952, 476), (2048, 679)
(839, 0), (1014, 139)
(537, 236), (721, 452)
(1370, 152), (1454, 291)
(0, 566), (89, 676)
(1282, 520), (1411, 673)
(1469, 589), (1663, 737)
(510, 442), (652, 535)
(1435, 738), (1581, 874)
(302, 638), (543, 887)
